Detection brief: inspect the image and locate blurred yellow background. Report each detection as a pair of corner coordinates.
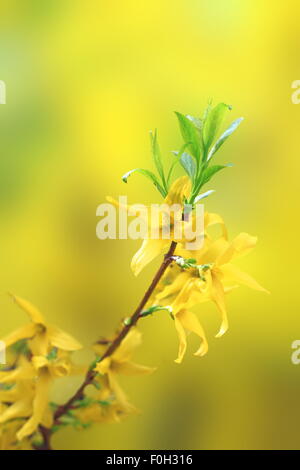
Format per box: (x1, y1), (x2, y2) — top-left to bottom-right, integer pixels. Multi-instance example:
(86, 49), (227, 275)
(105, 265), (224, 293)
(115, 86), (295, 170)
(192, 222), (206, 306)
(0, 0), (299, 450)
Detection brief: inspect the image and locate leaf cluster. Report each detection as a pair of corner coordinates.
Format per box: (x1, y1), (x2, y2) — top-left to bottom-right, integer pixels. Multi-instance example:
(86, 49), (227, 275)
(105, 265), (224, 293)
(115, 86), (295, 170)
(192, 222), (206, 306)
(122, 102), (243, 204)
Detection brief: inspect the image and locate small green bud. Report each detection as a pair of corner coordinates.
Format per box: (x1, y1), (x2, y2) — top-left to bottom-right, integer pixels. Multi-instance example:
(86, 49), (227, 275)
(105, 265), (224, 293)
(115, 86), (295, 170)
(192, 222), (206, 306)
(46, 347), (58, 361)
(92, 381), (102, 390)
(73, 396), (94, 408)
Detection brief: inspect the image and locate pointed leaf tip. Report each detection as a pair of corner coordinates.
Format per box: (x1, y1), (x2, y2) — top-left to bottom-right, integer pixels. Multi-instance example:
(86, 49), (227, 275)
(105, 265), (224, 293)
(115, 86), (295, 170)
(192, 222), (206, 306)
(194, 190), (215, 203)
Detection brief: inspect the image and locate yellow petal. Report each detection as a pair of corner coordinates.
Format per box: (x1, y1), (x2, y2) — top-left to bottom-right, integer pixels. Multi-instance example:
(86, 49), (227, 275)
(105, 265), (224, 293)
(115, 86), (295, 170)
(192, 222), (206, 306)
(155, 271), (190, 301)
(172, 278), (207, 313)
(106, 196), (149, 219)
(94, 357), (111, 375)
(217, 232), (257, 265)
(198, 237), (229, 265)
(51, 357), (73, 377)
(174, 316), (187, 364)
(0, 358), (35, 383)
(114, 361), (156, 376)
(164, 176), (191, 206)
(107, 371), (130, 408)
(204, 212), (228, 239)
(175, 309), (208, 362)
(17, 370), (52, 440)
(47, 326), (82, 351)
(113, 329), (142, 363)
(221, 263), (269, 293)
(0, 380), (34, 404)
(40, 406), (53, 429)
(128, 177), (192, 276)
(0, 400), (32, 424)
(0, 421), (27, 450)
(210, 271), (228, 338)
(131, 238), (169, 276)
(178, 309), (208, 357)
(32, 355), (49, 371)
(28, 330), (49, 356)
(1, 323), (37, 348)
(0, 389), (16, 402)
(9, 294), (45, 324)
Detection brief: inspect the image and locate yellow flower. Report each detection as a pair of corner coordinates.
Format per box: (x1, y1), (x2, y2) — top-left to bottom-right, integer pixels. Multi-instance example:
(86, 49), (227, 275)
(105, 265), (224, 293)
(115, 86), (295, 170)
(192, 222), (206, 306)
(93, 329), (155, 411)
(0, 372), (35, 424)
(151, 231), (268, 363)
(0, 356), (53, 442)
(188, 232), (268, 336)
(76, 398), (133, 425)
(107, 177), (190, 276)
(0, 355), (35, 384)
(174, 309), (209, 364)
(0, 295), (83, 441)
(108, 176), (228, 276)
(129, 176), (192, 276)
(0, 358), (53, 442)
(16, 368), (53, 441)
(0, 420), (32, 450)
(153, 270), (211, 363)
(2, 294), (82, 354)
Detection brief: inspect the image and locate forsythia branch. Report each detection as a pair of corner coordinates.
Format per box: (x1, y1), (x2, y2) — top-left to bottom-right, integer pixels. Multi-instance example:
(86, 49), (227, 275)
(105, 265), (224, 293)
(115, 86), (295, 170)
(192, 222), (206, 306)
(0, 105), (267, 451)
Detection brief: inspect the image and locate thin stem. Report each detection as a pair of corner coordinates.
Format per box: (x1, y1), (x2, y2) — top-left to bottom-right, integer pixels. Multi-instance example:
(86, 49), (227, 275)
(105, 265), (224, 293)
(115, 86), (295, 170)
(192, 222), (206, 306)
(37, 425), (52, 451)
(40, 241), (177, 450)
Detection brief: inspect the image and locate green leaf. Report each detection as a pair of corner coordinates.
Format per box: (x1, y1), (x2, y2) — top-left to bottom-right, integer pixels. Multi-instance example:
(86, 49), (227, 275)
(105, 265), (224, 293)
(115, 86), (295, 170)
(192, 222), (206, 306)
(175, 112), (201, 161)
(179, 152), (197, 180)
(194, 190), (215, 203)
(203, 103), (231, 151)
(122, 168), (167, 197)
(89, 355), (101, 372)
(202, 164), (232, 185)
(202, 100), (213, 120)
(97, 400), (111, 406)
(11, 339), (30, 356)
(73, 396), (94, 408)
(166, 158), (179, 184)
(32, 437), (44, 448)
(49, 402), (59, 411)
(207, 117), (244, 160)
(0, 383), (14, 391)
(150, 130), (167, 191)
(186, 114), (202, 130)
(59, 413), (87, 430)
(175, 257), (198, 269)
(140, 305), (173, 317)
(168, 141), (190, 184)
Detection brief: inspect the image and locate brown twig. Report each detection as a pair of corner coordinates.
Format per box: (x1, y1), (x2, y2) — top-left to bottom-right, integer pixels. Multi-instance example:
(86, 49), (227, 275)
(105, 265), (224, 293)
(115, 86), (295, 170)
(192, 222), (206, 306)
(39, 241), (177, 450)
(37, 425), (53, 451)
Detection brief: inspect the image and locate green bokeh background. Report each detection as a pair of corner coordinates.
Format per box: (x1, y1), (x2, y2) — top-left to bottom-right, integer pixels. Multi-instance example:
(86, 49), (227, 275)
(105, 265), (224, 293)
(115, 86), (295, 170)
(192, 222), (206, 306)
(0, 0), (299, 450)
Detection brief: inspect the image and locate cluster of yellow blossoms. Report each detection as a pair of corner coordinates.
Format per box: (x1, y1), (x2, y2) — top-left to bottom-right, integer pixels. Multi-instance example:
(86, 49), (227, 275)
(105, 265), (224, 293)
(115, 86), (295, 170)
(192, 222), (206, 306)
(113, 176), (268, 363)
(0, 299), (154, 449)
(0, 295), (82, 449)
(76, 329), (155, 426)
(0, 176), (267, 450)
